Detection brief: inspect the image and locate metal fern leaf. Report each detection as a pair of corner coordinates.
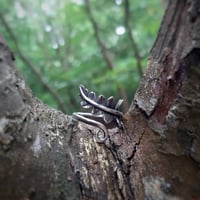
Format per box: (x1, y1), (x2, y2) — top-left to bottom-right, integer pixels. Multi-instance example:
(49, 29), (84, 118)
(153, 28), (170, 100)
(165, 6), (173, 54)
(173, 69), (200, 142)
(79, 85), (123, 123)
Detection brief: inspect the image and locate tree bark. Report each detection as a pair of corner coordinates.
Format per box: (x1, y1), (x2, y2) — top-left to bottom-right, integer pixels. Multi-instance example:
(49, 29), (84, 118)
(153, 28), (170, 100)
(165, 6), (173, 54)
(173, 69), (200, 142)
(0, 36), (79, 199)
(0, 0), (200, 200)
(68, 1), (200, 199)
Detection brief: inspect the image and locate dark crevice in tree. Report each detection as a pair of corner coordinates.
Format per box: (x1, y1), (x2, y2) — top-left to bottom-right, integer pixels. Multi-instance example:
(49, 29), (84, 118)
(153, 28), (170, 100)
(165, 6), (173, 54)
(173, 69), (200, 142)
(0, 14), (67, 113)
(127, 128), (145, 162)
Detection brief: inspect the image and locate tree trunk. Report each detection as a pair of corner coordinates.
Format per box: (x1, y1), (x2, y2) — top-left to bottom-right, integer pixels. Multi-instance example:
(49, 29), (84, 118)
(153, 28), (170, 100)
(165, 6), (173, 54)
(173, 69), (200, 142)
(0, 0), (200, 200)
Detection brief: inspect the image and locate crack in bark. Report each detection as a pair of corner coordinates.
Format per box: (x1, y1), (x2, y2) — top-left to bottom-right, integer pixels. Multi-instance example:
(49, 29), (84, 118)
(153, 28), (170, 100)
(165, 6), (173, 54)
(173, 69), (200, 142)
(128, 130), (145, 162)
(104, 138), (136, 200)
(103, 127), (146, 199)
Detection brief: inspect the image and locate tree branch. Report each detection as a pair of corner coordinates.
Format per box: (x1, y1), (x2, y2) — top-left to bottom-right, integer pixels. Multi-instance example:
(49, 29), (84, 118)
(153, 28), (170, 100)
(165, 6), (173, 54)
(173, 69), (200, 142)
(0, 14), (67, 113)
(84, 0), (114, 70)
(0, 37), (78, 199)
(124, 0), (143, 78)
(84, 0), (129, 111)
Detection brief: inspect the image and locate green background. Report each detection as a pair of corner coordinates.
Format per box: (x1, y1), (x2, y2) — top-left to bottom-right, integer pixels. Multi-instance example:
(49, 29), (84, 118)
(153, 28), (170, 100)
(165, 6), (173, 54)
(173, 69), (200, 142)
(0, 0), (165, 114)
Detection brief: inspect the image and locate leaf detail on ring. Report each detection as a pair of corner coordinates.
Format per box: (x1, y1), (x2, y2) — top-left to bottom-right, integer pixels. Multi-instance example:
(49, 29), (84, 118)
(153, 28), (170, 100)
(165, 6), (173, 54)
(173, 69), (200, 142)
(79, 85), (123, 125)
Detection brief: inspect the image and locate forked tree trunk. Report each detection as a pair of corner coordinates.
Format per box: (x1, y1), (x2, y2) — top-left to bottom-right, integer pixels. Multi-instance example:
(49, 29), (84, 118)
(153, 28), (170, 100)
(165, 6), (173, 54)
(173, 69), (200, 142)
(0, 0), (200, 200)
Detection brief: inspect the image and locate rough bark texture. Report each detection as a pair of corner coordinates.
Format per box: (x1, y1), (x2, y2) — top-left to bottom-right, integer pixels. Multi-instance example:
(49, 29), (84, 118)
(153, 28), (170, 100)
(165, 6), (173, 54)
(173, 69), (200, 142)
(0, 36), (79, 199)
(0, 0), (200, 200)
(68, 0), (200, 199)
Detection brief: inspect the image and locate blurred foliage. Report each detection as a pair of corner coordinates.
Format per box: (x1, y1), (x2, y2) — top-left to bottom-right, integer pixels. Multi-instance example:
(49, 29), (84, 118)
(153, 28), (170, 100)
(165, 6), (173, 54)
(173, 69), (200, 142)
(0, 0), (165, 114)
